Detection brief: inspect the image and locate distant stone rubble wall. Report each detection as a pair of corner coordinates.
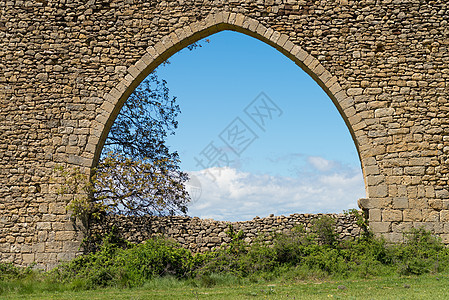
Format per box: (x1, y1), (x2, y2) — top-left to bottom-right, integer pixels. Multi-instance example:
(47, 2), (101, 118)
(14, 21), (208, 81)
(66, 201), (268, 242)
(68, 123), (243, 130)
(91, 213), (362, 252)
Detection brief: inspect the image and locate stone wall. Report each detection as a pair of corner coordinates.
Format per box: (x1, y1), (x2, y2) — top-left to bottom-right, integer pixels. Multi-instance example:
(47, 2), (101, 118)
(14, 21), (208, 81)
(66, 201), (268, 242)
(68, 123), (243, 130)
(1, 0), (449, 269)
(92, 213), (362, 252)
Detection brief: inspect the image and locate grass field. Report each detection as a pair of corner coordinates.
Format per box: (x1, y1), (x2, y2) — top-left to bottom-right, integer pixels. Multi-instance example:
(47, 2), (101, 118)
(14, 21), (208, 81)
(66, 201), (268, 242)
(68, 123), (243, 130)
(2, 273), (449, 299)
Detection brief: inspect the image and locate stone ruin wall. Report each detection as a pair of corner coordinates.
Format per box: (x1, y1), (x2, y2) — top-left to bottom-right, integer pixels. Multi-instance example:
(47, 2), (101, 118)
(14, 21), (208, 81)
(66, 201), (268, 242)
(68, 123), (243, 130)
(0, 0), (448, 269)
(92, 213), (362, 252)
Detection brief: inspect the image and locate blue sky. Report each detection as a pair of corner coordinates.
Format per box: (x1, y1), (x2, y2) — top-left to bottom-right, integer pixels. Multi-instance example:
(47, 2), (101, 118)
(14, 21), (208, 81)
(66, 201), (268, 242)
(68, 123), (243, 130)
(151, 30), (365, 221)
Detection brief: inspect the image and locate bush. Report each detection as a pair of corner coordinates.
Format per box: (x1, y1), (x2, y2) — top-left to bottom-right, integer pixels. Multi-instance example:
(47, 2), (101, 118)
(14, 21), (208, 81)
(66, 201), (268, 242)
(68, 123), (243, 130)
(312, 215), (337, 246)
(392, 227), (449, 275)
(0, 263), (32, 281)
(43, 222), (449, 290)
(50, 233), (197, 289)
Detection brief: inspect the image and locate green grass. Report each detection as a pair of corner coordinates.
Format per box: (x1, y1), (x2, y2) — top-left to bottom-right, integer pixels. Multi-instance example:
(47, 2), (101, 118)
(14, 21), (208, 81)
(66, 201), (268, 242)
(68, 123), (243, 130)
(2, 273), (449, 299)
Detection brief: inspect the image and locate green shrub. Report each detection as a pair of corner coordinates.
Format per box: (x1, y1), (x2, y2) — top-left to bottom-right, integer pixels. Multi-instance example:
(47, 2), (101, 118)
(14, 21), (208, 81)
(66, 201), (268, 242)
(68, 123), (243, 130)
(50, 233), (197, 289)
(0, 263), (32, 281)
(224, 224), (247, 255)
(392, 227), (449, 275)
(312, 215), (337, 246)
(270, 227), (311, 266)
(41, 223), (449, 290)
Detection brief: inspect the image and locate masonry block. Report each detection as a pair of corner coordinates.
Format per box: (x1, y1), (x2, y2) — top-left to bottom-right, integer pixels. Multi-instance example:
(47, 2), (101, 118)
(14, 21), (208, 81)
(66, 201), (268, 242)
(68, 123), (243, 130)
(369, 208), (381, 222)
(369, 222), (391, 233)
(392, 197), (408, 209)
(382, 210), (403, 222)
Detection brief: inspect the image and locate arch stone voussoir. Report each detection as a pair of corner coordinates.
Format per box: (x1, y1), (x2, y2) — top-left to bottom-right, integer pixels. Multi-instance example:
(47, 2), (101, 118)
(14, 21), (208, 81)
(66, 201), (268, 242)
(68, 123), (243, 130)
(255, 23), (268, 37)
(2, 2), (448, 269)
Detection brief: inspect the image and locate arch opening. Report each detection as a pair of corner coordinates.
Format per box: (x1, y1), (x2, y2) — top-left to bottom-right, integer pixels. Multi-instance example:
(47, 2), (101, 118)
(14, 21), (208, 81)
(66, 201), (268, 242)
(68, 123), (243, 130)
(91, 13), (375, 218)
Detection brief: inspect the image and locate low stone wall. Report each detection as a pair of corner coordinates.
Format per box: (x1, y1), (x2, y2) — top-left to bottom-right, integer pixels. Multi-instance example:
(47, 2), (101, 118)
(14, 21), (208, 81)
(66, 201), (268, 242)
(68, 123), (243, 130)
(91, 213), (362, 252)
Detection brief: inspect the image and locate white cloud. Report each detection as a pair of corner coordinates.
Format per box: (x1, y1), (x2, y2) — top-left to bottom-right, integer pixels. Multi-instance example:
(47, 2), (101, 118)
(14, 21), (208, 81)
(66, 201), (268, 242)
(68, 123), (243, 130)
(307, 156), (335, 171)
(185, 159), (366, 222)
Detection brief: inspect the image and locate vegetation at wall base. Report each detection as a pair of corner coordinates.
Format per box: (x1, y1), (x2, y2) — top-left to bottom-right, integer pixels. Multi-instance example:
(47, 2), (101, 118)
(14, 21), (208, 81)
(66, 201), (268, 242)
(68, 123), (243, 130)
(1, 218), (449, 297)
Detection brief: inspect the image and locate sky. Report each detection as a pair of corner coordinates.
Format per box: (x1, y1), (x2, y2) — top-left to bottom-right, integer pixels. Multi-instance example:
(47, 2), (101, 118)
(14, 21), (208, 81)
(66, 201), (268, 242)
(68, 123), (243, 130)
(151, 30), (365, 221)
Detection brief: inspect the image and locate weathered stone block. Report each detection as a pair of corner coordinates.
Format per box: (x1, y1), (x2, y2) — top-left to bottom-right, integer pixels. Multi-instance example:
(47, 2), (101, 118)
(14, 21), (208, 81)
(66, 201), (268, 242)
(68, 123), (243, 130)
(403, 209), (422, 221)
(48, 203), (66, 215)
(45, 242), (63, 252)
(440, 210), (449, 222)
(392, 222), (413, 233)
(436, 189), (449, 199)
(422, 209), (440, 222)
(364, 165), (380, 176)
(374, 108), (395, 117)
(392, 197), (408, 209)
(369, 185), (388, 198)
(428, 199), (444, 210)
(36, 222), (52, 230)
(369, 222), (391, 233)
(412, 221), (433, 230)
(35, 253), (57, 264)
(382, 210), (403, 222)
(408, 198), (429, 209)
(57, 252), (76, 263)
(383, 232), (404, 243)
(369, 208), (381, 222)
(367, 175), (385, 187)
(347, 88), (363, 96)
(358, 198), (391, 209)
(404, 166), (426, 175)
(22, 253), (35, 264)
(55, 231), (76, 241)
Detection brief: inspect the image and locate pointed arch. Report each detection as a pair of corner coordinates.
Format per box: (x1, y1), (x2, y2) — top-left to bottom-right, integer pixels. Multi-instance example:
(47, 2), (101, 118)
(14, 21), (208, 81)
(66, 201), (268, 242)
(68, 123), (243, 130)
(85, 12), (382, 200)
